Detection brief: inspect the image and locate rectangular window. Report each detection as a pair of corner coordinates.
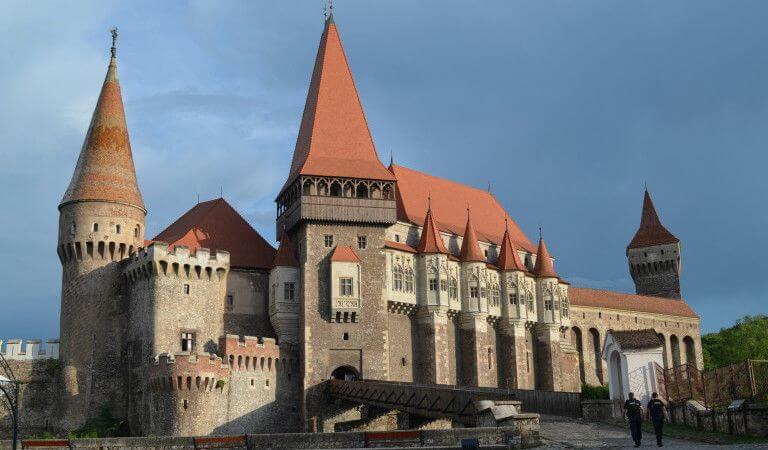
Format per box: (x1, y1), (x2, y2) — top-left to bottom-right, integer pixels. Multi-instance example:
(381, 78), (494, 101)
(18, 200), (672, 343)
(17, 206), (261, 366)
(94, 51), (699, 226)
(324, 235), (334, 248)
(509, 293), (518, 305)
(440, 280), (447, 291)
(545, 299), (553, 311)
(357, 236), (367, 249)
(404, 273), (414, 293)
(470, 286), (479, 298)
(428, 278), (438, 291)
(226, 294), (234, 311)
(449, 280), (457, 299)
(284, 282), (296, 301)
(183, 284), (190, 295)
(394, 234), (400, 243)
(481, 287), (487, 298)
(491, 288), (500, 306)
(181, 332), (195, 352)
(339, 278), (353, 296)
(393, 271), (403, 291)
(115, 224), (121, 234)
(92, 223), (99, 232)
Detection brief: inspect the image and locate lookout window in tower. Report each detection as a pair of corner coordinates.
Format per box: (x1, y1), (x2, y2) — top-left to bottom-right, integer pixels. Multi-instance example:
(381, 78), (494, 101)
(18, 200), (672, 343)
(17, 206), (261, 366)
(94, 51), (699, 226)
(92, 223), (99, 233)
(181, 332), (195, 352)
(324, 235), (334, 248)
(134, 225), (140, 238)
(115, 224), (121, 234)
(226, 295), (234, 312)
(183, 284), (190, 295)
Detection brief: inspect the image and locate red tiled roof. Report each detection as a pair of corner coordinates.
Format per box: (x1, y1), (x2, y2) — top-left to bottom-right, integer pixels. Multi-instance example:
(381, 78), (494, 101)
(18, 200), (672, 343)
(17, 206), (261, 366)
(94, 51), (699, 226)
(417, 208), (449, 254)
(610, 329), (663, 350)
(459, 212), (484, 262)
(273, 231), (299, 267)
(569, 287), (698, 318)
(533, 237), (558, 278)
(497, 221), (525, 271)
(628, 189), (679, 250)
(390, 164), (535, 253)
(60, 54), (144, 211)
(281, 16), (395, 194)
(330, 245), (361, 263)
(384, 240), (417, 253)
(153, 198), (275, 270)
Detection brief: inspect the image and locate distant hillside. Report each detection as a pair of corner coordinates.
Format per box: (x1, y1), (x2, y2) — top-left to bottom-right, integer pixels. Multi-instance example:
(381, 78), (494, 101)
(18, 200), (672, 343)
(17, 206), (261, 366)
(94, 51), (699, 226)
(702, 315), (768, 370)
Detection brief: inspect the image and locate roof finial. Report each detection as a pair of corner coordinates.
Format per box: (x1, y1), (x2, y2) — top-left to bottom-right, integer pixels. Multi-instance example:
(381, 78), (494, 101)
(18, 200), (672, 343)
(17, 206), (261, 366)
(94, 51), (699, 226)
(110, 27), (118, 58)
(390, 149), (394, 167)
(539, 226), (543, 240)
(467, 206), (471, 220)
(487, 181), (491, 193)
(324, 0), (334, 23)
(427, 194), (432, 212)
(644, 180), (648, 192)
(220, 186), (223, 198)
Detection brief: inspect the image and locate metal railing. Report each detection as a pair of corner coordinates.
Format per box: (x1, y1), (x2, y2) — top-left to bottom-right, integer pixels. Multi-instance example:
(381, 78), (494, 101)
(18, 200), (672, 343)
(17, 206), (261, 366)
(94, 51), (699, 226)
(657, 360), (768, 408)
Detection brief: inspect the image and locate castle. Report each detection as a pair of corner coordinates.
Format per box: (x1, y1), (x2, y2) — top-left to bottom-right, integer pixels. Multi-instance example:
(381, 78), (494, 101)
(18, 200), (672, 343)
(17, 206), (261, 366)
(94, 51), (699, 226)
(2, 14), (701, 437)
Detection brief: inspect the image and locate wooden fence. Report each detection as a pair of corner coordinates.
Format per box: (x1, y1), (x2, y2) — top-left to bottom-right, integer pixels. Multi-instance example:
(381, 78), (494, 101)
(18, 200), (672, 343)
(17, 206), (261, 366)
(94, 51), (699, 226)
(657, 359), (768, 408)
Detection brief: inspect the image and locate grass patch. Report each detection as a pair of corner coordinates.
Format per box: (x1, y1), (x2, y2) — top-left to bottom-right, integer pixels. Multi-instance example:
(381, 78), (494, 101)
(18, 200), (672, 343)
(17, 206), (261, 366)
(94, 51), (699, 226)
(67, 407), (129, 438)
(606, 419), (768, 445)
(581, 383), (609, 400)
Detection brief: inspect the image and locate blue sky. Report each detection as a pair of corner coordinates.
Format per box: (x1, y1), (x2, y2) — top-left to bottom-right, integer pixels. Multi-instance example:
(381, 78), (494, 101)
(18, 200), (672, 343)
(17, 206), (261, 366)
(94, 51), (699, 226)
(1, 1), (766, 340)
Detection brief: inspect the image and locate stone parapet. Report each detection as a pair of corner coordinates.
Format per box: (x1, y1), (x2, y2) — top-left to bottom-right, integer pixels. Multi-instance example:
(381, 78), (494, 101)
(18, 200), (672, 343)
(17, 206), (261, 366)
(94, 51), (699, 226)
(124, 242), (229, 284)
(0, 339), (59, 360)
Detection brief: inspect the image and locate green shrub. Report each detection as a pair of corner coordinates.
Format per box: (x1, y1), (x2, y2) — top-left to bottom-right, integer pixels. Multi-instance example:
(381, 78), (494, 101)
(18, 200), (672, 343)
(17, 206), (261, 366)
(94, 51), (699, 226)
(215, 379), (227, 390)
(67, 407), (128, 438)
(581, 383), (610, 400)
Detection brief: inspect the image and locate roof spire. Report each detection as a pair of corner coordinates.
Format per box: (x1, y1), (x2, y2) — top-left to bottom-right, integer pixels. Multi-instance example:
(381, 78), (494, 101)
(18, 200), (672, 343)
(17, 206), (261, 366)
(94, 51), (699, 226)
(459, 209), (484, 262)
(59, 29), (144, 212)
(627, 188), (679, 250)
(417, 203), (448, 254)
(533, 233), (558, 278)
(390, 149), (394, 167)
(427, 194), (431, 211)
(324, 0), (335, 23)
(497, 217), (525, 271)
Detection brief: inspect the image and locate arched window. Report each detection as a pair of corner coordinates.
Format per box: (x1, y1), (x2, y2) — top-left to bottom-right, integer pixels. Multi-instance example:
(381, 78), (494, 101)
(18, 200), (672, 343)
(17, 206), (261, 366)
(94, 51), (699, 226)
(303, 180), (315, 196)
(343, 182), (354, 197)
(330, 181), (342, 197)
(356, 183), (369, 198)
(370, 184), (381, 199)
(382, 184), (393, 200)
(393, 266), (403, 291)
(449, 277), (458, 299)
(134, 225), (140, 238)
(317, 180), (329, 196)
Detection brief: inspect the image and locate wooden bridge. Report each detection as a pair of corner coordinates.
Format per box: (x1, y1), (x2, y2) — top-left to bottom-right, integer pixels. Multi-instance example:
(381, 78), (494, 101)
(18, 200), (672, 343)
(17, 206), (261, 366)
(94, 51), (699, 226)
(328, 379), (582, 425)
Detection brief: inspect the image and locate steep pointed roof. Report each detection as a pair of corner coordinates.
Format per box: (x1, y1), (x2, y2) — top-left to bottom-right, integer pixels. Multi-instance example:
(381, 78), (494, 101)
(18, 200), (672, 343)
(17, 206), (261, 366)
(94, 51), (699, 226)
(416, 206), (448, 254)
(389, 164), (534, 253)
(628, 189), (679, 250)
(533, 236), (558, 278)
(281, 16), (395, 194)
(153, 198), (275, 269)
(497, 221), (525, 271)
(459, 211), (485, 262)
(273, 231), (299, 267)
(60, 48), (144, 211)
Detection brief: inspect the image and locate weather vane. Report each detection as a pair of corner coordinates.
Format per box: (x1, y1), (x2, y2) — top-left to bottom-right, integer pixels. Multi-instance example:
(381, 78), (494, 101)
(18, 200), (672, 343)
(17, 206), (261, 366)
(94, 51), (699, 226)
(323, 0), (334, 21)
(110, 27), (118, 58)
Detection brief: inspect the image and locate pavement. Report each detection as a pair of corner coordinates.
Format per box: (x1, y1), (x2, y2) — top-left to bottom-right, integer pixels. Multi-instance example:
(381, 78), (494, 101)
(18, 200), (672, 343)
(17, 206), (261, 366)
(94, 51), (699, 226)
(538, 415), (768, 449)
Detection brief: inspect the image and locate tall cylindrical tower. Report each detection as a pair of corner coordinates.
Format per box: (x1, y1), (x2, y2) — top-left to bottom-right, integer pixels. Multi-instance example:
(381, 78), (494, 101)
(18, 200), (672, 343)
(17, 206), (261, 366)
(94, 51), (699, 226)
(57, 31), (145, 428)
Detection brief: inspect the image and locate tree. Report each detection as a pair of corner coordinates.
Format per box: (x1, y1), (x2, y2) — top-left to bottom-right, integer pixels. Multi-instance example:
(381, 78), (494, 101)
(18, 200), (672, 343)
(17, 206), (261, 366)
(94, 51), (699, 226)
(702, 315), (768, 370)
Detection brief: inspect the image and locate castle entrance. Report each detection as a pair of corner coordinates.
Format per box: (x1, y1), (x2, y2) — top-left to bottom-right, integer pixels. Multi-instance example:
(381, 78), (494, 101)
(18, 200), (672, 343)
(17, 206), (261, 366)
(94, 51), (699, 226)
(330, 365), (359, 381)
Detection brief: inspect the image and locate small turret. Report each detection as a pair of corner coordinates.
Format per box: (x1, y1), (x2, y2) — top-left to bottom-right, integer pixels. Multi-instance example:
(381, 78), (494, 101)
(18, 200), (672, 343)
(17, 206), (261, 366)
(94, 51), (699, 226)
(627, 188), (682, 299)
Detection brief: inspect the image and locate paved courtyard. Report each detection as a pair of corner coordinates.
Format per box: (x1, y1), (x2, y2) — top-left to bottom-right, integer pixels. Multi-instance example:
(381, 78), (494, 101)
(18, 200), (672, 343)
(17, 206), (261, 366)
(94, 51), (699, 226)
(539, 415), (768, 449)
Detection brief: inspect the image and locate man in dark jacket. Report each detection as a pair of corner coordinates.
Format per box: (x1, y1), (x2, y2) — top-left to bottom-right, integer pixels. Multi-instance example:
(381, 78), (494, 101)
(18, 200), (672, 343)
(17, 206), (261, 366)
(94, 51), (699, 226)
(624, 392), (643, 447)
(647, 392), (666, 447)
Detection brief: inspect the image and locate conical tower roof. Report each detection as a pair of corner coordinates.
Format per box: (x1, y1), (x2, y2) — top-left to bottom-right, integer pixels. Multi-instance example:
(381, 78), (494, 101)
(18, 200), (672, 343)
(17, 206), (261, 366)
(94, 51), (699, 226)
(273, 230), (300, 268)
(497, 220), (525, 271)
(459, 210), (484, 262)
(280, 15), (395, 194)
(60, 39), (144, 212)
(533, 236), (558, 278)
(627, 189), (679, 250)
(416, 205), (448, 254)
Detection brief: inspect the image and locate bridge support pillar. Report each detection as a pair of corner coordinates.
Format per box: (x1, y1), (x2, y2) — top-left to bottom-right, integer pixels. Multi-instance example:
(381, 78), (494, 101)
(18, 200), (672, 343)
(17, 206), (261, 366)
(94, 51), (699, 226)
(459, 312), (494, 387)
(415, 306), (452, 385)
(497, 320), (529, 389)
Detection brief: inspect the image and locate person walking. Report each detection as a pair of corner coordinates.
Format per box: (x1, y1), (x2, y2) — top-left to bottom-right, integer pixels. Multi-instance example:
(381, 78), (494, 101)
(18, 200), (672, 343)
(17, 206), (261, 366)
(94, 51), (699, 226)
(647, 392), (666, 447)
(624, 392), (643, 447)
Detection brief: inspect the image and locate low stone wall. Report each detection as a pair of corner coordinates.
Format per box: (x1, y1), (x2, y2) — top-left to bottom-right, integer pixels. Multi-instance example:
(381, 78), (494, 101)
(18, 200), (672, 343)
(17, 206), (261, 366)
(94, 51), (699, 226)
(580, 400), (618, 422)
(668, 400), (768, 438)
(0, 425), (541, 450)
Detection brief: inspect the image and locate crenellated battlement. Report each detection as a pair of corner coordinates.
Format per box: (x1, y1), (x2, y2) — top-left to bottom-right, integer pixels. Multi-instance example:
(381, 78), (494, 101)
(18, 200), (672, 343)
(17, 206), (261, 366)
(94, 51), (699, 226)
(148, 353), (230, 392)
(57, 239), (142, 266)
(124, 242), (230, 283)
(218, 335), (296, 373)
(0, 338), (59, 360)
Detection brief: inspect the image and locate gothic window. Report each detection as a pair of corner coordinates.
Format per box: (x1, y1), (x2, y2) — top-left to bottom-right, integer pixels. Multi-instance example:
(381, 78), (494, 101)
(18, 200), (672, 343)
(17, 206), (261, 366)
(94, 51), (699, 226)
(383, 184), (393, 200)
(356, 183), (368, 198)
(357, 236), (367, 249)
(317, 181), (328, 196)
(330, 181), (342, 197)
(561, 297), (569, 318)
(449, 277), (458, 299)
(339, 278), (353, 296)
(343, 182), (354, 197)
(303, 180), (314, 195)
(404, 269), (414, 293)
(226, 295), (234, 312)
(490, 286), (500, 306)
(429, 278), (438, 291)
(284, 282), (296, 301)
(440, 279), (447, 291)
(393, 267), (403, 291)
(324, 235), (334, 248)
(181, 332), (195, 352)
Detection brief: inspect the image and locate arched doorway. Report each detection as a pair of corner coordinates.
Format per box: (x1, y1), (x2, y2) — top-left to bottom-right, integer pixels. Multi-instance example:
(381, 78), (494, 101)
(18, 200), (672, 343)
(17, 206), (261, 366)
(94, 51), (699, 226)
(670, 335), (681, 367)
(683, 336), (696, 367)
(589, 328), (603, 384)
(330, 365), (359, 381)
(657, 333), (668, 369)
(609, 350), (624, 400)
